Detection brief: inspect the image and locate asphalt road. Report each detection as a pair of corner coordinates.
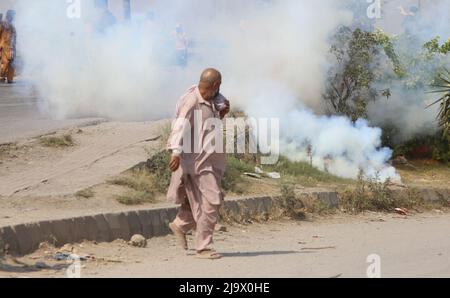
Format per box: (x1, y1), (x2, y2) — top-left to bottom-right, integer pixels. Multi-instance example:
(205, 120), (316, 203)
(80, 212), (449, 278)
(0, 81), (102, 144)
(5, 212), (447, 278)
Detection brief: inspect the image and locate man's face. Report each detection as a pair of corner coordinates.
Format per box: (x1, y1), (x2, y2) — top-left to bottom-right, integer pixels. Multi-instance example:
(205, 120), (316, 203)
(209, 81), (222, 101)
(214, 81), (221, 98)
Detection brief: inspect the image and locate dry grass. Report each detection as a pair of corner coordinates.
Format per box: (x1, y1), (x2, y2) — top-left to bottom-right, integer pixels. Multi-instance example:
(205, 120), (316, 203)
(108, 170), (158, 205)
(397, 159), (450, 188)
(265, 156), (352, 187)
(75, 188), (95, 199)
(277, 179), (334, 219)
(339, 172), (448, 214)
(108, 171), (158, 194)
(39, 135), (75, 148)
(0, 143), (18, 160)
(116, 191), (155, 205)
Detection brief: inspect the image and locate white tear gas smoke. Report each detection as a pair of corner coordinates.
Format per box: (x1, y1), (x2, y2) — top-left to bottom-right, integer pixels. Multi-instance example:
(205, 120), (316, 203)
(367, 0), (450, 143)
(14, 0), (401, 181)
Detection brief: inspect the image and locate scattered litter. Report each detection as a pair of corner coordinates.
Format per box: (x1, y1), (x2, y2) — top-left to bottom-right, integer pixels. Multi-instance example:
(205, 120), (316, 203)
(255, 167), (264, 174)
(266, 172), (281, 179)
(243, 172), (262, 179)
(394, 208), (408, 216)
(312, 235), (324, 239)
(215, 225), (228, 232)
(298, 241), (307, 245)
(34, 262), (49, 269)
(54, 252), (88, 262)
(253, 167), (281, 179)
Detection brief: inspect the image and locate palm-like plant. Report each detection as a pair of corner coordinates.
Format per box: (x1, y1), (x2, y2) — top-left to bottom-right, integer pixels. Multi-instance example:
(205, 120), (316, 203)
(428, 69), (450, 139)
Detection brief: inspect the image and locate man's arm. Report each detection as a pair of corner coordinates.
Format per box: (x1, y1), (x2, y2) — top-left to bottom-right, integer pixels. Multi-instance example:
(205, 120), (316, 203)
(167, 98), (196, 172)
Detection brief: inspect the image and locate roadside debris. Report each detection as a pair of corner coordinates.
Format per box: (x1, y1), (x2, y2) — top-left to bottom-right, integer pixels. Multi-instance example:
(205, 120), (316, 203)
(54, 252), (89, 261)
(244, 167), (281, 179)
(34, 262), (50, 269)
(129, 234), (147, 248)
(394, 208), (408, 216)
(266, 172), (281, 179)
(215, 225), (228, 232)
(255, 167), (281, 179)
(243, 172), (262, 179)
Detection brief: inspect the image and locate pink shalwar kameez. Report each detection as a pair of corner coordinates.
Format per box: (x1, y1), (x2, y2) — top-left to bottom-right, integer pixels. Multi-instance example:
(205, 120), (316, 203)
(167, 86), (226, 252)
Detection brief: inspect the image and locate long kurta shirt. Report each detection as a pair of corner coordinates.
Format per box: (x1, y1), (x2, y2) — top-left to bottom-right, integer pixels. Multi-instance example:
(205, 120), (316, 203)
(167, 85), (226, 176)
(166, 86), (227, 204)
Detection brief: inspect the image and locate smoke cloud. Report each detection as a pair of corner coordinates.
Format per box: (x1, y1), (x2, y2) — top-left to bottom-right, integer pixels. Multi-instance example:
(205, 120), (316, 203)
(12, 0), (409, 181)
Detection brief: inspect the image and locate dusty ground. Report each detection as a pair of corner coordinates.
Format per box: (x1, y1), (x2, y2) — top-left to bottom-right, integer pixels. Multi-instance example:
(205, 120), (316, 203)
(0, 120), (171, 226)
(1, 211), (449, 278)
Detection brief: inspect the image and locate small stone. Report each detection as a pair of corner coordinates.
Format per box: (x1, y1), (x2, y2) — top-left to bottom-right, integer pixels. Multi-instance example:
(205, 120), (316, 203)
(35, 262), (49, 269)
(215, 225), (228, 232)
(129, 234), (147, 248)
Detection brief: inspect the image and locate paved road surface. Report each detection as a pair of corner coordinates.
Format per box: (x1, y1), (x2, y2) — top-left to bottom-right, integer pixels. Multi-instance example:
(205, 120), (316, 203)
(0, 82), (102, 144)
(3, 212), (448, 278)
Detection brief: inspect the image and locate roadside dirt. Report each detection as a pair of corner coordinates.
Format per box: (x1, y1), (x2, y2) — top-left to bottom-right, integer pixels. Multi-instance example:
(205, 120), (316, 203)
(1, 211), (449, 278)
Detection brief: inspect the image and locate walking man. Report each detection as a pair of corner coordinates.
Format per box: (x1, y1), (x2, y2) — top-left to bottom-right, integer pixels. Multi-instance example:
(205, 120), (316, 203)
(167, 68), (230, 259)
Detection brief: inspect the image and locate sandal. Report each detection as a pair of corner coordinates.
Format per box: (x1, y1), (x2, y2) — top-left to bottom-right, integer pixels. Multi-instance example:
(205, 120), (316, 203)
(169, 222), (188, 251)
(196, 249), (222, 260)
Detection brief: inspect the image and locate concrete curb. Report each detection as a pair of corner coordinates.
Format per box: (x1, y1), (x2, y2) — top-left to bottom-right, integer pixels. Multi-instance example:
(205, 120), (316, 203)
(0, 188), (448, 256)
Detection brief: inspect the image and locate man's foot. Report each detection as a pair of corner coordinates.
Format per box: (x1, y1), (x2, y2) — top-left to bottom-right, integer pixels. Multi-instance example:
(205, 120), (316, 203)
(196, 249), (222, 260)
(169, 222), (188, 251)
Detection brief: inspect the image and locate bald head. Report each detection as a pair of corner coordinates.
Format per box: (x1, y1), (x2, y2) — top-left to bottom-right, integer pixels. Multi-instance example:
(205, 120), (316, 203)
(198, 68), (222, 101)
(200, 68), (222, 86)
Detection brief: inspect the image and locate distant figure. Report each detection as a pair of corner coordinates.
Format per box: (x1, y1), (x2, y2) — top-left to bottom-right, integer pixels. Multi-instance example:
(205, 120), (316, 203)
(173, 24), (189, 67)
(94, 3), (117, 34)
(0, 10), (16, 84)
